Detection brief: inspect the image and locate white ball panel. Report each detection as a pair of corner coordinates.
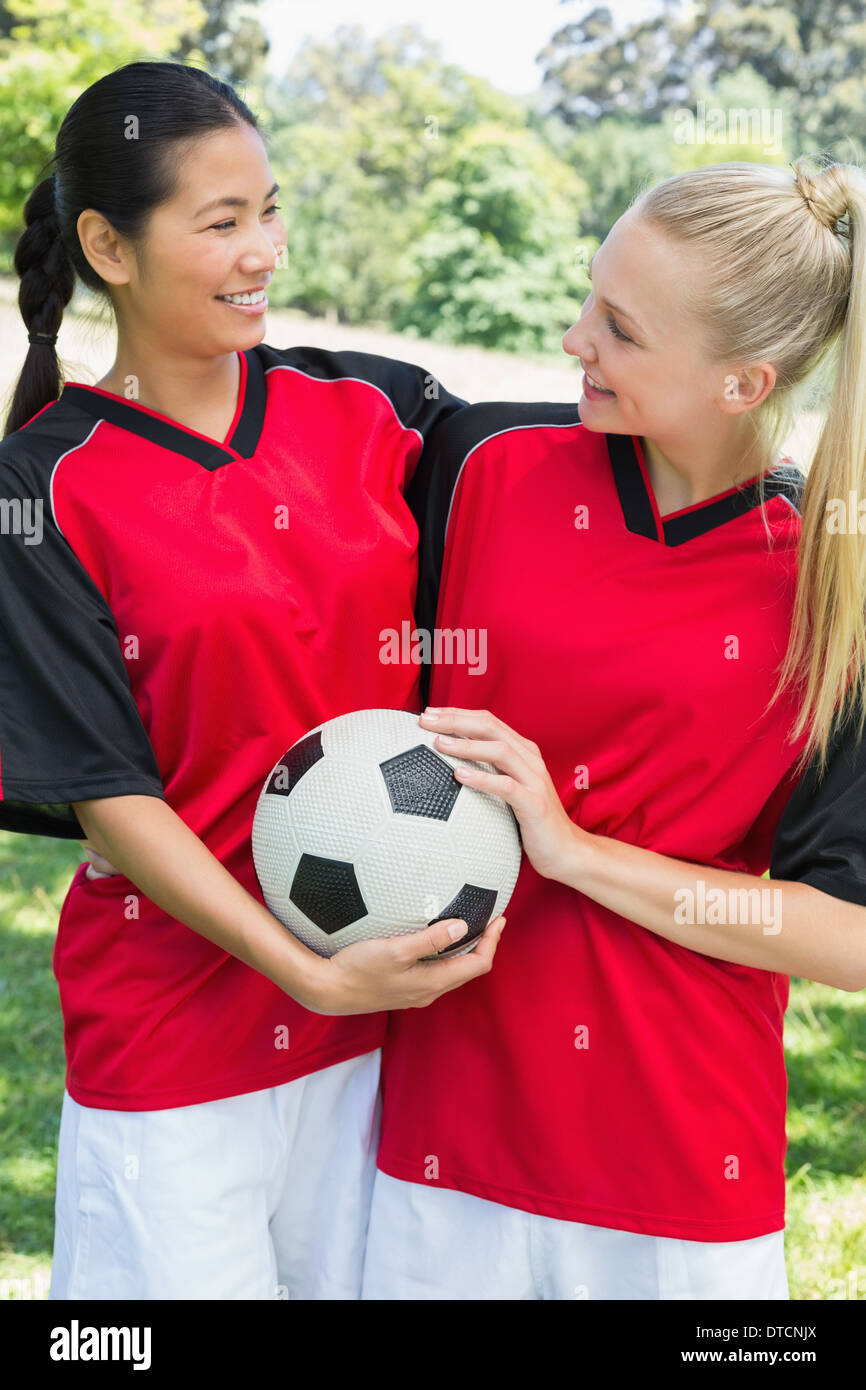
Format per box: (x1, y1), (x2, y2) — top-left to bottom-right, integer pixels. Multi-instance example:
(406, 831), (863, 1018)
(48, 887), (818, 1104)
(320, 707), (441, 763)
(449, 783), (523, 906)
(356, 817), (466, 926)
(251, 707), (526, 956)
(251, 792), (301, 907)
(288, 756), (389, 859)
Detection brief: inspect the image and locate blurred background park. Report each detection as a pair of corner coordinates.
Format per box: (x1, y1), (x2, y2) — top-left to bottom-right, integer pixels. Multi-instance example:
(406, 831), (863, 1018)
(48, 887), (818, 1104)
(0, 0), (864, 1299)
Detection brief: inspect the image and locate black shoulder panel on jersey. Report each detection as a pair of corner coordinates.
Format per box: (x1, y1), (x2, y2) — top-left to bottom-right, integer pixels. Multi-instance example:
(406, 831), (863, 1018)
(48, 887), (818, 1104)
(254, 342), (468, 441)
(755, 461), (806, 515)
(404, 399), (582, 707)
(770, 697), (866, 907)
(0, 422), (166, 839)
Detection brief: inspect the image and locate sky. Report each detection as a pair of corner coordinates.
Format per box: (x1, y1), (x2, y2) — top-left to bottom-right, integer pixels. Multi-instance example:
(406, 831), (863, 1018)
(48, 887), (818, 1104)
(261, 0), (658, 96)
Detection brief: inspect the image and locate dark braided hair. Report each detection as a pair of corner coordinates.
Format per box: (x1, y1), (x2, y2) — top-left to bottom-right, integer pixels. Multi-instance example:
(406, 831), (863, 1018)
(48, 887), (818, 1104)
(4, 61), (261, 438)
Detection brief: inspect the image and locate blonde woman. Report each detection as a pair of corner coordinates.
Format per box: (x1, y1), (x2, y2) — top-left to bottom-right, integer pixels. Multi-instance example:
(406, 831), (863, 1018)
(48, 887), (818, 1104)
(361, 157), (866, 1299)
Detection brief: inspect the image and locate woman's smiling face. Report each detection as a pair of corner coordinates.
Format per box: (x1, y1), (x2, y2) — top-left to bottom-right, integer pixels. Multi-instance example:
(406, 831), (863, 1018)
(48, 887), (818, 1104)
(78, 122), (288, 357)
(562, 208), (732, 439)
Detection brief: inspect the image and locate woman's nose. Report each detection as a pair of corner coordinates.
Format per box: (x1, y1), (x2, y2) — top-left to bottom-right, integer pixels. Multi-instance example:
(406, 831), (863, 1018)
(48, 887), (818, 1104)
(562, 322), (584, 356)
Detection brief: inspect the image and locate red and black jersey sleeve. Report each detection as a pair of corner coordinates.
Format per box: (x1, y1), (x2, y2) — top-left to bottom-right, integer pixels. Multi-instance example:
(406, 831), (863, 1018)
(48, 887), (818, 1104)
(770, 700), (866, 907)
(403, 399), (582, 707)
(0, 344), (468, 842)
(0, 442), (166, 840)
(258, 341), (469, 461)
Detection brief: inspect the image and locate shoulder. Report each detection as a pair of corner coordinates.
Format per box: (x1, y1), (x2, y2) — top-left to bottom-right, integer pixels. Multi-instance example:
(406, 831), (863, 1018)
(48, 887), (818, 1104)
(0, 398), (103, 559)
(770, 696), (866, 905)
(756, 458), (811, 519)
(785, 699), (866, 803)
(426, 397), (583, 460)
(762, 456), (806, 515)
(0, 424), (51, 495)
(0, 394), (95, 493)
(254, 342), (463, 424)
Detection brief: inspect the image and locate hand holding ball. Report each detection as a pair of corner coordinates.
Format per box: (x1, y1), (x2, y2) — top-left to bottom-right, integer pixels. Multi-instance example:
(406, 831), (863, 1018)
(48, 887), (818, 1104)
(251, 708), (522, 958)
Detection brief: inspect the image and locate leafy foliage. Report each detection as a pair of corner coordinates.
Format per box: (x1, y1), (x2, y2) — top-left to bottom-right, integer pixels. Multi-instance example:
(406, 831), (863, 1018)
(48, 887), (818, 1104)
(0, 5), (863, 351)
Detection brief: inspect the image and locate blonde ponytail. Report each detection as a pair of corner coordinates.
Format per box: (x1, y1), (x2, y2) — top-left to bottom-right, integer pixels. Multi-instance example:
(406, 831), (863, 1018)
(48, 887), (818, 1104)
(771, 159), (866, 782)
(631, 156), (866, 782)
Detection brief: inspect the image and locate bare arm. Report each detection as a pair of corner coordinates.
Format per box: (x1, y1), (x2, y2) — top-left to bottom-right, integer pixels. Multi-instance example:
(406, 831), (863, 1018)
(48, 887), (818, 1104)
(560, 827), (866, 992)
(72, 795), (505, 1015)
(415, 706), (866, 993)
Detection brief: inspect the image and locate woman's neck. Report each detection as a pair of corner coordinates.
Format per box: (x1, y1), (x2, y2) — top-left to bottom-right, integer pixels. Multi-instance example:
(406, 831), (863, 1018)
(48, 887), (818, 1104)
(639, 429), (772, 514)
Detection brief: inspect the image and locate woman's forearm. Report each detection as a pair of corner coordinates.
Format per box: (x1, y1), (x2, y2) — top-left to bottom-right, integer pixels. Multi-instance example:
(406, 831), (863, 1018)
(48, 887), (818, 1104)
(72, 794), (328, 1009)
(559, 824), (866, 992)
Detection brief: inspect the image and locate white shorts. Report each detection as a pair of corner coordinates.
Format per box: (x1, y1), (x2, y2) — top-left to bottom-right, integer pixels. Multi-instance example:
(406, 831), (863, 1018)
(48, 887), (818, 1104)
(360, 1169), (789, 1300)
(50, 1048), (382, 1300)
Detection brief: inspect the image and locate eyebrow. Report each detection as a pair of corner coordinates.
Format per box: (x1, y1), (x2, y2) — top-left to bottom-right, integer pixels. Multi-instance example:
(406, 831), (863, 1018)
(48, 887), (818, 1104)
(194, 182), (280, 219)
(588, 252), (646, 337)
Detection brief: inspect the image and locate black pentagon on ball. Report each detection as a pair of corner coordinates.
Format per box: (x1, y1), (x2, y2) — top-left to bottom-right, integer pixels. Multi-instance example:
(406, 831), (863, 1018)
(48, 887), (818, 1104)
(265, 730), (324, 796)
(289, 854), (367, 933)
(429, 883), (498, 956)
(379, 743), (461, 820)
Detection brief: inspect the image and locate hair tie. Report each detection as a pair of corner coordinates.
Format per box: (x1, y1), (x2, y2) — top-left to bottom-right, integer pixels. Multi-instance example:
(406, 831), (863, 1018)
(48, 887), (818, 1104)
(28, 331), (57, 346)
(792, 164), (847, 231)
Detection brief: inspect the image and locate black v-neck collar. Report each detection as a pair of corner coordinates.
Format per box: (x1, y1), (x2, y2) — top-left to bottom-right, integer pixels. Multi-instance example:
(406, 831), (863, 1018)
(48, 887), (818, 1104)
(60, 347), (268, 471)
(606, 432), (803, 546)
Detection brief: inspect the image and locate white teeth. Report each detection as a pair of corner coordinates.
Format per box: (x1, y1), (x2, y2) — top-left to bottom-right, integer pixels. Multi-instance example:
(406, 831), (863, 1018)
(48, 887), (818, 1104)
(219, 290), (266, 305)
(587, 372), (614, 392)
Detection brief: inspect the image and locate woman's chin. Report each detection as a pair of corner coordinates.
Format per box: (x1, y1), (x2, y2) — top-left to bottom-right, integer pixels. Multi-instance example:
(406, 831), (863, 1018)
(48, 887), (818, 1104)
(578, 396), (611, 429)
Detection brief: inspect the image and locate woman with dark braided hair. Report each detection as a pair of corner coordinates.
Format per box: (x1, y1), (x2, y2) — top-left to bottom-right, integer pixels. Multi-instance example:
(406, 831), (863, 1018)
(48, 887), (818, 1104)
(0, 60), (504, 1300)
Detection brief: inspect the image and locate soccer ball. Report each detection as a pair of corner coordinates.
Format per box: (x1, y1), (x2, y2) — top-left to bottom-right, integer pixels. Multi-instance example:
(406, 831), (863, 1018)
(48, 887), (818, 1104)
(251, 708), (523, 958)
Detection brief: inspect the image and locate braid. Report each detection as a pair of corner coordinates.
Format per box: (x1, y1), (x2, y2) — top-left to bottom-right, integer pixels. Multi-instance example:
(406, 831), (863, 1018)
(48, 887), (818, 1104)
(4, 172), (75, 434)
(15, 173), (75, 347)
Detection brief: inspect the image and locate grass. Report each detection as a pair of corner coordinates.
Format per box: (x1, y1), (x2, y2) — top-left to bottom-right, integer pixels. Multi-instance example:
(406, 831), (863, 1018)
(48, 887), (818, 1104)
(0, 831), (80, 1298)
(0, 831), (863, 1299)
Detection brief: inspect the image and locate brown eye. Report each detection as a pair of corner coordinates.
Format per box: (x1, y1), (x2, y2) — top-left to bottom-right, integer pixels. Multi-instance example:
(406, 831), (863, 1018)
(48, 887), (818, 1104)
(211, 204), (282, 232)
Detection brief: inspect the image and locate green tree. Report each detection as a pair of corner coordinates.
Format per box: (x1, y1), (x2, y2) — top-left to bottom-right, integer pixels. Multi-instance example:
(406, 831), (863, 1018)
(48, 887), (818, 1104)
(563, 116), (672, 244)
(538, 2), (697, 127)
(396, 123), (588, 353)
(0, 0), (204, 248)
(665, 64), (799, 172)
(266, 24), (542, 324)
(539, 0), (866, 154)
(563, 65), (801, 245)
(0, 0), (274, 255)
(172, 0), (269, 92)
(266, 25), (592, 342)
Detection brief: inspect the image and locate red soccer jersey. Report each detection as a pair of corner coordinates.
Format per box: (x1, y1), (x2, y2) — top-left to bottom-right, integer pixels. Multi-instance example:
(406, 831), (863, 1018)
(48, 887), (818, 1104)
(0, 343), (464, 1109)
(377, 401), (812, 1242)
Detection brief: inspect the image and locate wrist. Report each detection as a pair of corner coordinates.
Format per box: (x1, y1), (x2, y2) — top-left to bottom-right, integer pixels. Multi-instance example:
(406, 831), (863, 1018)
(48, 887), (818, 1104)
(554, 820), (598, 889)
(275, 941), (337, 1014)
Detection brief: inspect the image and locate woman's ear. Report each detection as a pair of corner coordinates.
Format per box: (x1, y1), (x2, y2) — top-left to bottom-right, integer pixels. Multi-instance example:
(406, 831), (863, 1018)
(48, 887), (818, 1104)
(721, 362), (777, 413)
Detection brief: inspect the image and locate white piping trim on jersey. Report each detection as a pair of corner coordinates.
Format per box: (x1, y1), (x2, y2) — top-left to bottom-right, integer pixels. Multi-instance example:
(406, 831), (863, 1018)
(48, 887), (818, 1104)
(443, 423), (802, 539)
(49, 418), (105, 542)
(772, 491), (802, 517)
(443, 420), (583, 544)
(263, 362), (425, 449)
